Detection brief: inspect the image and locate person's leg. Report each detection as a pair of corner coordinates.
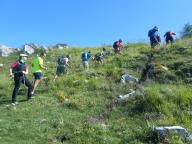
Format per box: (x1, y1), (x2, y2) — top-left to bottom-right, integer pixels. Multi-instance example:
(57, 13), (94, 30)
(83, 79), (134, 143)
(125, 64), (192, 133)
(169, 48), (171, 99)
(166, 38), (169, 45)
(83, 61), (88, 70)
(32, 73), (42, 94)
(54, 66), (60, 82)
(151, 42), (155, 49)
(83, 61), (85, 69)
(86, 61), (89, 70)
(32, 79), (41, 94)
(23, 77), (32, 100)
(53, 74), (58, 82)
(150, 40), (154, 49)
(170, 37), (174, 47)
(12, 76), (22, 103)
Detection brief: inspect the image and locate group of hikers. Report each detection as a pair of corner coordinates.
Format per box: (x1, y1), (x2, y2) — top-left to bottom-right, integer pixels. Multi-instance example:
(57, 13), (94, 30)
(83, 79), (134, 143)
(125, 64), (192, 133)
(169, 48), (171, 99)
(9, 41), (124, 105)
(148, 26), (176, 48)
(9, 53), (47, 105)
(8, 26), (176, 105)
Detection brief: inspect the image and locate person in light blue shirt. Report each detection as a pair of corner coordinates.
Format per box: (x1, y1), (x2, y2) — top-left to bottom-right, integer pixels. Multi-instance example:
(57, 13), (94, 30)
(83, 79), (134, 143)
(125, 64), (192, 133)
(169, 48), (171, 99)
(81, 51), (92, 70)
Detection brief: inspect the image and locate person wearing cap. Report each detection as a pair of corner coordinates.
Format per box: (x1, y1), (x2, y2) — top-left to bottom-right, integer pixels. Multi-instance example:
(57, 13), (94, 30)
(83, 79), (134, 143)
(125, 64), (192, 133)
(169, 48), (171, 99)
(31, 52), (47, 95)
(10, 54), (32, 105)
(148, 26), (161, 48)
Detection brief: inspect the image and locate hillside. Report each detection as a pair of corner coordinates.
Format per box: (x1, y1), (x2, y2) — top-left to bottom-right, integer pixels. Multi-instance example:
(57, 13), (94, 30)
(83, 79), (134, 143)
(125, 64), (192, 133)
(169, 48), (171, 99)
(0, 38), (192, 144)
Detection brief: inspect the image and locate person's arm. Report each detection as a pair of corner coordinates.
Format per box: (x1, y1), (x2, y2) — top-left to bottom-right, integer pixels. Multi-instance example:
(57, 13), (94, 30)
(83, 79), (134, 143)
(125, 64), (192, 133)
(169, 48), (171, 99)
(40, 64), (47, 70)
(22, 65), (29, 75)
(39, 58), (47, 70)
(9, 67), (14, 77)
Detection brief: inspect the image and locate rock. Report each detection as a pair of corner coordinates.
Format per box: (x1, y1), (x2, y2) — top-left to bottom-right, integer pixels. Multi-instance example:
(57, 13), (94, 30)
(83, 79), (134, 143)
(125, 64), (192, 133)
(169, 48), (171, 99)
(0, 45), (14, 57)
(121, 74), (138, 83)
(153, 126), (192, 141)
(118, 89), (135, 102)
(55, 44), (69, 49)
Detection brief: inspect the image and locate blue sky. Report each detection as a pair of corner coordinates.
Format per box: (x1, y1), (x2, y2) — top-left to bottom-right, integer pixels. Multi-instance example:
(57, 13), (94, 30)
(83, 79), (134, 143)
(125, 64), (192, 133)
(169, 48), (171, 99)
(0, 0), (192, 48)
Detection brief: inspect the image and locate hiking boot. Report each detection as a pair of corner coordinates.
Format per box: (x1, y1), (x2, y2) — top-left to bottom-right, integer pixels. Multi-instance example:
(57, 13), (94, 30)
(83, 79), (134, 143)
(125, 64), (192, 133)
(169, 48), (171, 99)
(11, 102), (18, 106)
(31, 92), (37, 96)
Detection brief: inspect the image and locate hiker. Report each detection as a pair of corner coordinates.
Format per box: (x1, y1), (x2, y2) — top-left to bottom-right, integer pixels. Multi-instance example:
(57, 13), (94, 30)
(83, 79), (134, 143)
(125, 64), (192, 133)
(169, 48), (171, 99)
(10, 54), (32, 105)
(31, 52), (47, 95)
(148, 26), (161, 48)
(113, 39), (123, 54)
(81, 51), (92, 70)
(95, 48), (106, 64)
(138, 54), (154, 83)
(101, 47), (106, 56)
(164, 31), (176, 46)
(53, 55), (70, 81)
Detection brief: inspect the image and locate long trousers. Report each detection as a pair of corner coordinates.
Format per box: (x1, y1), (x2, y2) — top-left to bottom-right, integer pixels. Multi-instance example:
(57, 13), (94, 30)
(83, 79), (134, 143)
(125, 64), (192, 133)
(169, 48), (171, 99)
(12, 75), (32, 103)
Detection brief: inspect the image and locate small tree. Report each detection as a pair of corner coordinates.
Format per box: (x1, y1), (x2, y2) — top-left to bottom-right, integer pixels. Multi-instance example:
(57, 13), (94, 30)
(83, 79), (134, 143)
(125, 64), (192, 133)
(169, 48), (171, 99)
(181, 23), (192, 38)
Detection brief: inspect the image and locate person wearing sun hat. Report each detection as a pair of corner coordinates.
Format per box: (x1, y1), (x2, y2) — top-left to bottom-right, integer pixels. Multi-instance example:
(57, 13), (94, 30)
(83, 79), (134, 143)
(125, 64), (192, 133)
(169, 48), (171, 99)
(10, 53), (32, 105)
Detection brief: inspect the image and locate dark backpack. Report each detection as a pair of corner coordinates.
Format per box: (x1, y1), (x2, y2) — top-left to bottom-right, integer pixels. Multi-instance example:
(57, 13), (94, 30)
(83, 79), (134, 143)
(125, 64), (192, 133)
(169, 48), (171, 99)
(113, 41), (118, 49)
(148, 29), (156, 37)
(58, 57), (66, 65)
(82, 52), (88, 61)
(11, 60), (26, 75)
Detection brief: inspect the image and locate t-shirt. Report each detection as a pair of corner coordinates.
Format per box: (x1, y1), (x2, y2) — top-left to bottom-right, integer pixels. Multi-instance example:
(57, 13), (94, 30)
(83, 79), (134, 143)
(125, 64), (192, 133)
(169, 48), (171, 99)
(31, 56), (43, 73)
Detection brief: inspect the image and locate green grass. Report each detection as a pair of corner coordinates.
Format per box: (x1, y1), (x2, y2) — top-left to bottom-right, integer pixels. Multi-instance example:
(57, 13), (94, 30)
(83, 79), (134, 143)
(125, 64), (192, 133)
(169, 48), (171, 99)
(0, 38), (192, 143)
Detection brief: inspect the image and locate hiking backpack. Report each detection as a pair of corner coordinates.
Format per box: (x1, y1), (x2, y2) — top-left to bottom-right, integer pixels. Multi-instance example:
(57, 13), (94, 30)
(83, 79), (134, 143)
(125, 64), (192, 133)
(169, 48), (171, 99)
(11, 60), (26, 75)
(113, 41), (118, 49)
(58, 57), (66, 65)
(82, 52), (88, 61)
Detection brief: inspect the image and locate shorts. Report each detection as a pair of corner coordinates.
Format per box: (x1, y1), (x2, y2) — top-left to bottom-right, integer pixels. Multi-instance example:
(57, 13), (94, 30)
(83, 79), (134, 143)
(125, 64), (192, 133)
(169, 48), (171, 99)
(33, 72), (42, 80)
(83, 61), (89, 68)
(56, 65), (66, 76)
(166, 36), (174, 44)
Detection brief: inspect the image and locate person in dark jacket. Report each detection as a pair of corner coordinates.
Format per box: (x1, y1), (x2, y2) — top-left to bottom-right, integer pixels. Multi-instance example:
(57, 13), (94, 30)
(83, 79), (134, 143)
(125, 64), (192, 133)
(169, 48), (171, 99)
(113, 39), (123, 54)
(148, 26), (161, 48)
(10, 54), (32, 105)
(164, 31), (176, 46)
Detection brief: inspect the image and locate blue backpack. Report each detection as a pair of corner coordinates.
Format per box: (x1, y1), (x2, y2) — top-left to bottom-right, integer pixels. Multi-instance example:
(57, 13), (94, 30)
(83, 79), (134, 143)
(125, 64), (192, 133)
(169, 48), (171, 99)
(148, 29), (156, 37)
(82, 52), (88, 61)
(113, 41), (118, 49)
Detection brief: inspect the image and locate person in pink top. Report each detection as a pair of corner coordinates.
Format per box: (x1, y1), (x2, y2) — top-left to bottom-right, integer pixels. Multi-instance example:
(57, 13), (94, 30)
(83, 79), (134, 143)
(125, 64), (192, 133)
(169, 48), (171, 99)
(113, 39), (123, 54)
(164, 31), (176, 46)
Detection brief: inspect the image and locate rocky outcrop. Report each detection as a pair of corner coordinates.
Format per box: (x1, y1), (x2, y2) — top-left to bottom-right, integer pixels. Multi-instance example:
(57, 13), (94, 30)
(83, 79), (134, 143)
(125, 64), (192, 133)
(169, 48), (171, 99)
(0, 45), (14, 57)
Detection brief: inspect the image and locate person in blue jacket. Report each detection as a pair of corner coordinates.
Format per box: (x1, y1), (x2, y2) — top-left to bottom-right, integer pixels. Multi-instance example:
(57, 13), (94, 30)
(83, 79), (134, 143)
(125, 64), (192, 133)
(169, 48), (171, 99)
(148, 26), (161, 48)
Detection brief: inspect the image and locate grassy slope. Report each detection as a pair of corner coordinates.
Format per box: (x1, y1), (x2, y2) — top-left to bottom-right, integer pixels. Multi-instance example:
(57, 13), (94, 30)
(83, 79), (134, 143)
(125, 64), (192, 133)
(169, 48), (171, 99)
(0, 38), (192, 143)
